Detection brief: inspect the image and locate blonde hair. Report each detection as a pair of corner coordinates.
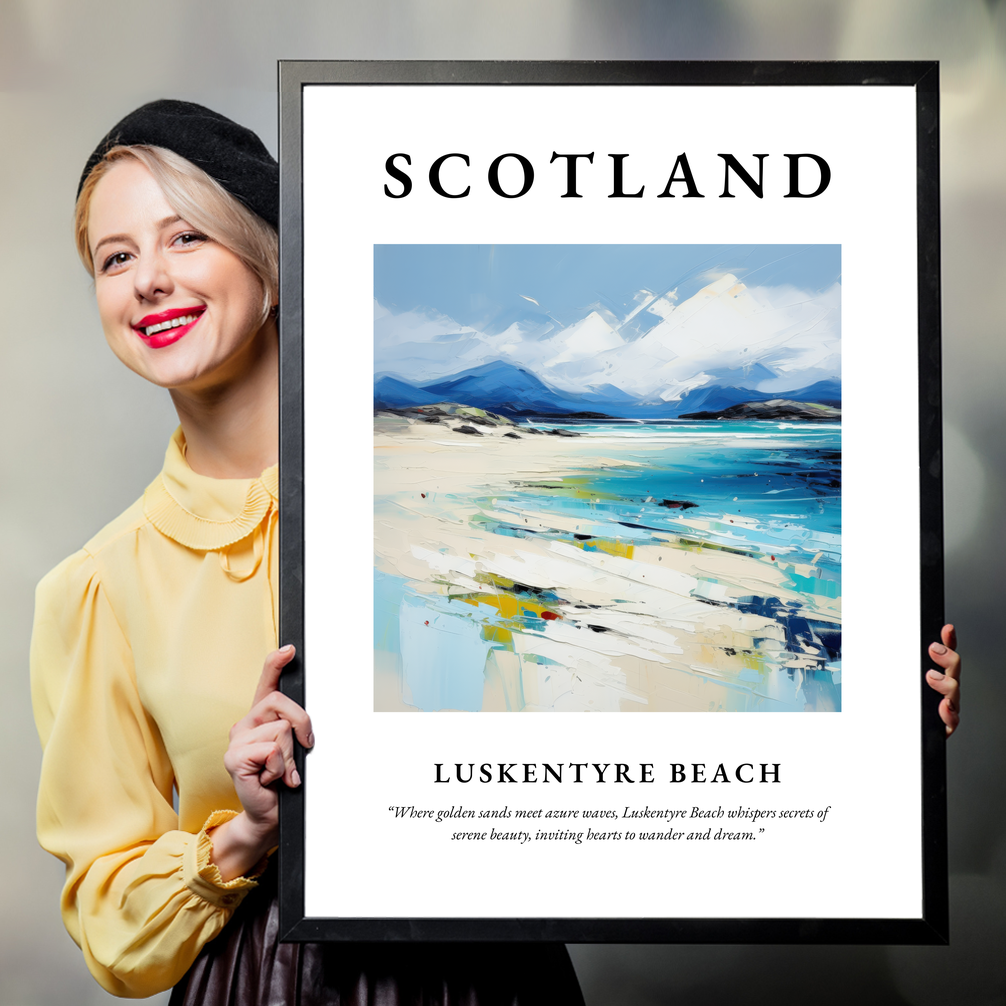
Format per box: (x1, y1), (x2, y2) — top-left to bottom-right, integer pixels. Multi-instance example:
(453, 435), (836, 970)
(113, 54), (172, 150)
(75, 145), (278, 323)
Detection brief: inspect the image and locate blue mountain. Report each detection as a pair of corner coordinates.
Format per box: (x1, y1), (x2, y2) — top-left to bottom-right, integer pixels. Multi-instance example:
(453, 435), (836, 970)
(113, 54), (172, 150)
(375, 363), (841, 419)
(417, 361), (596, 415)
(784, 379), (842, 407)
(374, 375), (444, 409)
(576, 383), (642, 407)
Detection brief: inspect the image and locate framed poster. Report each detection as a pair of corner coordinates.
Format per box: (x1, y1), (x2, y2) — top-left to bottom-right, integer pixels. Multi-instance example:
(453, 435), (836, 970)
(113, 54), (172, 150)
(277, 61), (946, 943)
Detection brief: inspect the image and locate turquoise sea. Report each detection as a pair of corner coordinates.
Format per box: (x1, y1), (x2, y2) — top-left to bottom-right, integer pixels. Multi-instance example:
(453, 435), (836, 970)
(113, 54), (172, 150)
(485, 418), (841, 582)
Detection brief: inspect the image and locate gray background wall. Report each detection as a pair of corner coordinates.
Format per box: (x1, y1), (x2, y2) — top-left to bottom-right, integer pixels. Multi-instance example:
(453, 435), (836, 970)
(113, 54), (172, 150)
(1, 2), (1003, 1003)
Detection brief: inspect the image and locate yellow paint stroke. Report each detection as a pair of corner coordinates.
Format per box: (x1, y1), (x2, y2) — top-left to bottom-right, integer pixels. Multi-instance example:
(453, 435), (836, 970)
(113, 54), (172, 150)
(455, 591), (559, 623)
(572, 538), (635, 559)
(472, 570), (523, 592)
(510, 477), (621, 501)
(481, 624), (515, 645)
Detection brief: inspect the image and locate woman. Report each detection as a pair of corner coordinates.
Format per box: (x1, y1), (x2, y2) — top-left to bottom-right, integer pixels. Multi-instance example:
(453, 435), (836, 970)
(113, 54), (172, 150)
(31, 100), (586, 1003)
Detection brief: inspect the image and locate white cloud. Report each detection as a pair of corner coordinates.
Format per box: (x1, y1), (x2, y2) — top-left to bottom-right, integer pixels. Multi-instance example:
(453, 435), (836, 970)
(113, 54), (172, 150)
(374, 274), (840, 398)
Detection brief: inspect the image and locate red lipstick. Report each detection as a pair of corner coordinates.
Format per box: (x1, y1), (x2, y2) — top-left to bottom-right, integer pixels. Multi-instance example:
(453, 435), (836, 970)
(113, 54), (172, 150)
(132, 306), (206, 349)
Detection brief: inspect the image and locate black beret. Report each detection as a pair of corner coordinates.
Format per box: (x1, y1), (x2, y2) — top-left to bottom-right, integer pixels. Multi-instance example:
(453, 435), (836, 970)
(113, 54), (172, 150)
(78, 99), (278, 228)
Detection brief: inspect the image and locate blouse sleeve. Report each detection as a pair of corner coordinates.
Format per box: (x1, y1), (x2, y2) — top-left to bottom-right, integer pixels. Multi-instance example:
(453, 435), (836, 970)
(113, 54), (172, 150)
(31, 549), (262, 998)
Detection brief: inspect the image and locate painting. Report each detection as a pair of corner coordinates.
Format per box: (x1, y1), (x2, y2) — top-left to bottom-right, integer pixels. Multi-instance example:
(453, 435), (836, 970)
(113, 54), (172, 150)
(373, 244), (842, 714)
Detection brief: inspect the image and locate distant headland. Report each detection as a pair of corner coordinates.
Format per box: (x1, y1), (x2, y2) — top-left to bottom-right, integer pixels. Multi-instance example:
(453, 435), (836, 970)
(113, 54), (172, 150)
(681, 399), (842, 422)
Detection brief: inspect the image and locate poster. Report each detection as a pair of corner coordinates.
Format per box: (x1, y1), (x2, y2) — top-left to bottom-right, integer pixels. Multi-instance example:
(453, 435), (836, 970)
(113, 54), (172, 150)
(278, 62), (945, 942)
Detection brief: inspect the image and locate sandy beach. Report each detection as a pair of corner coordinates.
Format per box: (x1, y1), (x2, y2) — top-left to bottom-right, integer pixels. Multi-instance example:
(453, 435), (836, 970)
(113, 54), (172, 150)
(374, 413), (842, 713)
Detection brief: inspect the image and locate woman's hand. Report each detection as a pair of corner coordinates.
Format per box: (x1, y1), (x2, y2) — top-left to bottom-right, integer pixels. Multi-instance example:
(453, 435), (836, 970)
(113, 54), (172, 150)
(926, 624), (961, 738)
(209, 645), (314, 881)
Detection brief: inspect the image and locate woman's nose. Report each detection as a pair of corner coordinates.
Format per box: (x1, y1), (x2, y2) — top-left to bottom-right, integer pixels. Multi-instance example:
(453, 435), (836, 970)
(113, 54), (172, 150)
(133, 249), (173, 302)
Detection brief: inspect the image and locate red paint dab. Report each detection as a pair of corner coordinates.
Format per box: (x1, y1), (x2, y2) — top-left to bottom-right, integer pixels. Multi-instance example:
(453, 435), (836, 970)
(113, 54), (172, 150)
(541, 611), (560, 621)
(770, 555), (775, 561)
(424, 620), (429, 626)
(421, 493), (426, 498)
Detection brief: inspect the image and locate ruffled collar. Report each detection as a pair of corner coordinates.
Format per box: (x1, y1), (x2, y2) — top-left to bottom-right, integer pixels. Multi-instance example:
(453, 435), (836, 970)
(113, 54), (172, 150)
(143, 428), (278, 551)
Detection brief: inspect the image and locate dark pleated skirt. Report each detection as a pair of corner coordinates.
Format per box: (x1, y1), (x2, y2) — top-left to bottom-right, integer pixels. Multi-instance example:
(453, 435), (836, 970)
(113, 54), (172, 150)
(169, 869), (584, 1006)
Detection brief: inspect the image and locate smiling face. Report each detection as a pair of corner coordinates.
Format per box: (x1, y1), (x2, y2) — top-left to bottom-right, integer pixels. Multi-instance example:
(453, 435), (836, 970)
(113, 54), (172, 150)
(87, 158), (272, 392)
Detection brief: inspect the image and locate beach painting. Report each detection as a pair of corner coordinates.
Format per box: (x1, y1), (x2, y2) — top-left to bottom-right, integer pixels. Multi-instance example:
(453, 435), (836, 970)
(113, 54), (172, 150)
(373, 245), (841, 713)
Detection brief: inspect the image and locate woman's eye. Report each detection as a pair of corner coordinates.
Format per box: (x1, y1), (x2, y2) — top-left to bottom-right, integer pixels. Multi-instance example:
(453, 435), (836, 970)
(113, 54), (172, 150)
(101, 251), (132, 272)
(173, 231), (208, 248)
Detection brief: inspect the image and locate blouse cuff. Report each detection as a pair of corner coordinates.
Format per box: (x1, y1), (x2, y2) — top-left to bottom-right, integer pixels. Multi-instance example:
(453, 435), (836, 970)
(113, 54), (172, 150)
(183, 810), (269, 909)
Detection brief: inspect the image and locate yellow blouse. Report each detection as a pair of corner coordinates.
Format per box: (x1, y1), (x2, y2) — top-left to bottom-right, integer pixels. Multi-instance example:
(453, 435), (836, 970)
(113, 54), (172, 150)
(31, 428), (279, 998)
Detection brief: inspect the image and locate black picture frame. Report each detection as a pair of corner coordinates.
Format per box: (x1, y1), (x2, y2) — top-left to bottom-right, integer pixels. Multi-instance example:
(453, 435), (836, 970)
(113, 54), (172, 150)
(277, 60), (945, 944)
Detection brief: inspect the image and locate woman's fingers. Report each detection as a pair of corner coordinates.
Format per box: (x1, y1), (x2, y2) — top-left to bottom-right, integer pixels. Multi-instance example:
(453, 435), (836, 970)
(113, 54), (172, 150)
(240, 644), (314, 749)
(929, 642), (960, 676)
(941, 623), (958, 653)
(254, 691), (313, 749)
(940, 697), (960, 736)
(223, 645), (311, 811)
(224, 738), (287, 787)
(259, 742), (289, 787)
(252, 644), (296, 707)
(924, 677), (960, 736)
(252, 644), (296, 706)
(232, 689), (314, 750)
(219, 647), (309, 843)
(926, 667), (959, 704)
(230, 719), (302, 788)
(927, 624), (961, 737)
(928, 634), (961, 683)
